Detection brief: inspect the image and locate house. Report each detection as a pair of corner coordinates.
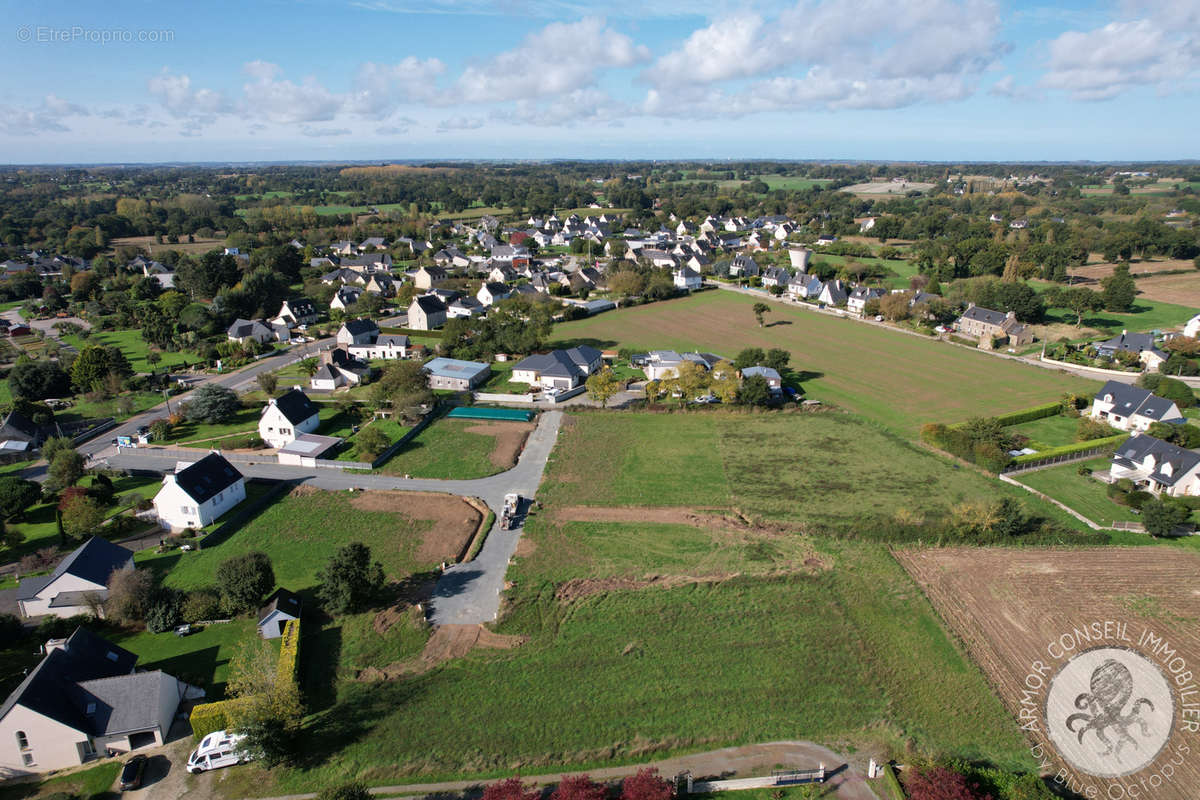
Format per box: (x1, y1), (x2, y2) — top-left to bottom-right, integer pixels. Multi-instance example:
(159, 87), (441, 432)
(226, 319), (273, 345)
(446, 296), (485, 319)
(152, 453), (246, 531)
(1109, 434), (1200, 498)
(1090, 381), (1185, 432)
(1095, 331), (1169, 369)
(788, 274), (825, 300)
(818, 280), (849, 307)
(729, 255), (760, 278)
(511, 346), (603, 390)
(310, 348), (371, 390)
(258, 388), (320, 449)
(673, 266), (702, 290)
(477, 282), (512, 307)
(0, 628), (183, 773)
(424, 358), (491, 391)
(15, 537), (134, 619)
(408, 295), (447, 331)
(740, 366), (783, 394)
(330, 285), (363, 311)
(414, 266), (447, 290)
(640, 351), (722, 381)
(359, 236), (388, 252)
(761, 267), (791, 289)
(815, 235), (838, 246)
(257, 589), (302, 639)
(336, 319), (380, 347)
(271, 298), (318, 328)
(363, 274), (395, 297)
(1183, 314), (1200, 339)
(348, 334), (409, 361)
(321, 268), (363, 286)
(0, 411), (48, 449)
(847, 286), (886, 315)
(955, 304), (1034, 347)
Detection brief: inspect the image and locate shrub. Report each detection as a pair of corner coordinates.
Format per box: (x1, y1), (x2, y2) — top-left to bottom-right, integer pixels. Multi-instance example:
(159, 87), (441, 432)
(216, 552), (275, 614)
(145, 588), (184, 633)
(1126, 490), (1153, 510)
(183, 590), (221, 623)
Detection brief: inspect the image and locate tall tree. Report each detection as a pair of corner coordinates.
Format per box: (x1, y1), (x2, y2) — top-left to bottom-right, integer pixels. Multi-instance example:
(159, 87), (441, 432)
(315, 542), (385, 615)
(752, 302), (770, 327)
(1100, 263), (1137, 312)
(216, 552), (276, 613)
(585, 367), (622, 408)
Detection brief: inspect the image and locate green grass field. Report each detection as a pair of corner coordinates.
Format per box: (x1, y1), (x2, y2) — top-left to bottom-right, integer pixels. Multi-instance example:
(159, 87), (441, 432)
(1013, 457), (1143, 527)
(61, 329), (193, 373)
(108, 618), (257, 699)
(550, 291), (1096, 436)
(1039, 298), (1196, 335)
(378, 417), (515, 478)
(1004, 414), (1083, 450)
(759, 176), (833, 191)
(0, 760), (120, 800)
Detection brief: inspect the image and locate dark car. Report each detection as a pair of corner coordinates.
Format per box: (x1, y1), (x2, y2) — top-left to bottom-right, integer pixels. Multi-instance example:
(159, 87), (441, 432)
(119, 754), (147, 791)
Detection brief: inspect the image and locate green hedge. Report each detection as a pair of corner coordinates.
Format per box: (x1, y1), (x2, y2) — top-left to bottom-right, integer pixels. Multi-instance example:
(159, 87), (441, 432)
(189, 697), (252, 740)
(993, 401), (1068, 427)
(1011, 434), (1126, 465)
(880, 764), (906, 800)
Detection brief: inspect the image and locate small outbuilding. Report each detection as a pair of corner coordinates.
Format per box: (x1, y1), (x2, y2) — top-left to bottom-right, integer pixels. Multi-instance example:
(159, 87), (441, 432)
(258, 589), (302, 639)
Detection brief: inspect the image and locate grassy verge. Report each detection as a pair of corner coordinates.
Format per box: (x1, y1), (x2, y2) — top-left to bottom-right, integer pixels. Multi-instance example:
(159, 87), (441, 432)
(1013, 457), (1143, 527)
(377, 417), (510, 478)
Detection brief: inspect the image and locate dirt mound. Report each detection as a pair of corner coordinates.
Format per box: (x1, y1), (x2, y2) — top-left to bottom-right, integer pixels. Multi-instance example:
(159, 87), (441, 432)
(358, 624), (527, 681)
(554, 573), (739, 603)
(288, 485), (322, 498)
(349, 491), (482, 564)
(463, 421), (534, 469)
(555, 505), (793, 536)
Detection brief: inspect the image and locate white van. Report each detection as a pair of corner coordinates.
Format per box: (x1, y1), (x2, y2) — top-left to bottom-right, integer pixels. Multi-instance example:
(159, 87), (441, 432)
(186, 730), (253, 774)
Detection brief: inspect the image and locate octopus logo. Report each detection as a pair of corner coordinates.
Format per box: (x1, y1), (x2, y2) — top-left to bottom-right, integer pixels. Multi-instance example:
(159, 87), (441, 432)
(1046, 647), (1175, 778)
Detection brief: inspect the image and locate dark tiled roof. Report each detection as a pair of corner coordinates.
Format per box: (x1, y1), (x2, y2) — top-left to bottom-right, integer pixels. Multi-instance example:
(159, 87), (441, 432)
(174, 453), (243, 505)
(342, 318), (380, 336)
(1112, 434), (1200, 487)
(960, 305), (1009, 326)
(412, 295), (447, 313)
(258, 588), (302, 624)
(23, 536), (133, 594)
(1095, 380), (1181, 422)
(271, 388), (319, 425)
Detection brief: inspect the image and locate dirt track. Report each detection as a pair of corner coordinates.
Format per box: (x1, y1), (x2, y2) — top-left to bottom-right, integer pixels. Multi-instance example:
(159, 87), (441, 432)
(898, 547), (1200, 799)
(349, 490), (482, 563)
(463, 421), (534, 469)
(553, 505), (793, 534)
(358, 624), (526, 681)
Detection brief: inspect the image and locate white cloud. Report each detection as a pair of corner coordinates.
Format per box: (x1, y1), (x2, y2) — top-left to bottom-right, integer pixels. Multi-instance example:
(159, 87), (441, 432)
(0, 95), (91, 135)
(147, 69), (228, 116)
(241, 61), (344, 123)
(376, 117), (418, 135)
(640, 0), (1006, 114)
(437, 115), (485, 131)
(352, 58), (446, 118)
(494, 88), (625, 126)
(1040, 12), (1199, 100)
(455, 17), (648, 103)
(300, 125), (352, 137)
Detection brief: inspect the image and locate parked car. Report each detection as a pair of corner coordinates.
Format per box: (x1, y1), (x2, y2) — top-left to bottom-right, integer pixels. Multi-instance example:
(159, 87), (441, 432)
(186, 730), (252, 774)
(119, 754), (147, 790)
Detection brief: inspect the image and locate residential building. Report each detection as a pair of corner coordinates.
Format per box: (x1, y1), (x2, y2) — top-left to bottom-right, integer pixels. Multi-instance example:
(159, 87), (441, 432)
(414, 266), (447, 290)
(847, 286), (886, 315)
(330, 285), (362, 311)
(16, 537), (133, 619)
(1095, 331), (1169, 370)
(1110, 434), (1200, 498)
(511, 346), (603, 390)
(761, 267), (791, 289)
(424, 358), (491, 391)
(1090, 380), (1185, 432)
(817, 280), (849, 307)
(1184, 313), (1200, 339)
(477, 282), (512, 307)
(729, 255), (760, 278)
(226, 319), (273, 345)
(152, 453), (246, 531)
(639, 350), (723, 381)
(348, 334), (409, 361)
(955, 304), (1034, 347)
(310, 348), (371, 390)
(336, 319), (380, 347)
(408, 295), (447, 331)
(271, 298), (318, 328)
(673, 266), (702, 290)
(0, 411), (48, 449)
(258, 389), (320, 449)
(740, 366), (783, 394)
(0, 628), (183, 773)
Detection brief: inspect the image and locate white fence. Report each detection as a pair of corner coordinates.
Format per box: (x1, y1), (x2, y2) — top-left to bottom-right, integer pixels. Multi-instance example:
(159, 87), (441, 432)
(682, 767), (825, 794)
(474, 392), (535, 403)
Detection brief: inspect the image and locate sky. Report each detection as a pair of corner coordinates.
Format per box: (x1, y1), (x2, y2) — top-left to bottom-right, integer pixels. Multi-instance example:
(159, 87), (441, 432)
(1, 0), (1198, 164)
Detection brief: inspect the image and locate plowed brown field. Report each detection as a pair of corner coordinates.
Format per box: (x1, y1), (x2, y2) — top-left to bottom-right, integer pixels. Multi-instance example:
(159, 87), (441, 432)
(898, 547), (1200, 799)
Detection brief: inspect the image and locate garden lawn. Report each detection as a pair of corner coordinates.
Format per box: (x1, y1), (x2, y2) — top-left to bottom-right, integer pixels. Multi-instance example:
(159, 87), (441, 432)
(378, 417), (509, 478)
(1004, 414), (1083, 450)
(107, 617), (257, 699)
(1013, 458), (1143, 527)
(1035, 295), (1197, 335)
(550, 291), (1095, 437)
(140, 489), (433, 591)
(0, 761), (120, 800)
(56, 391), (166, 424)
(62, 329), (192, 372)
(336, 418), (411, 462)
(160, 406), (261, 445)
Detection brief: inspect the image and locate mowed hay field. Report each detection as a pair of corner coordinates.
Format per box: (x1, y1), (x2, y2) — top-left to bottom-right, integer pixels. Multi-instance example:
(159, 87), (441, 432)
(552, 291), (1095, 435)
(1132, 271), (1200, 308)
(898, 548), (1200, 800)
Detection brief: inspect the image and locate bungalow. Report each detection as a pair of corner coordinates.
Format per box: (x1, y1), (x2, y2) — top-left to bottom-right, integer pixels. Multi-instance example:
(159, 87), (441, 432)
(424, 357), (490, 391)
(359, 236), (388, 252)
(258, 388), (320, 449)
(673, 266), (702, 290)
(414, 266), (447, 290)
(348, 334), (409, 361)
(258, 589), (301, 640)
(0, 628), (183, 773)
(226, 319), (273, 345)
(336, 319), (380, 347)
(16, 537), (133, 619)
(330, 285), (363, 311)
(1095, 331), (1169, 370)
(511, 346), (603, 391)
(477, 282), (512, 307)
(640, 350), (722, 381)
(815, 234), (838, 246)
(271, 298), (318, 328)
(955, 304), (1034, 347)
(846, 286), (886, 315)
(1090, 380), (1185, 432)
(1109, 434), (1200, 498)
(310, 348), (371, 390)
(152, 453), (246, 531)
(408, 294), (447, 331)
(740, 366), (783, 394)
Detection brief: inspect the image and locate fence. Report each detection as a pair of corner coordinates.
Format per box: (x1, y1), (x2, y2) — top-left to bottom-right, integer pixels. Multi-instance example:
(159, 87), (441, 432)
(369, 406), (437, 469)
(1038, 356), (1141, 381)
(474, 391), (535, 404)
(681, 766), (826, 794)
(1002, 444), (1116, 473)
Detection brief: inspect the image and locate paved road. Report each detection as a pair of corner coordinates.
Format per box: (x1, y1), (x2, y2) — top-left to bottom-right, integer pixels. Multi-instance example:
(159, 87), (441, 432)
(242, 740), (879, 800)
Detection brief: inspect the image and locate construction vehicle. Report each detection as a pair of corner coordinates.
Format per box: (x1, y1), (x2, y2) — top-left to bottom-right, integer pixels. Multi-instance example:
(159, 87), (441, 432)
(501, 493), (521, 530)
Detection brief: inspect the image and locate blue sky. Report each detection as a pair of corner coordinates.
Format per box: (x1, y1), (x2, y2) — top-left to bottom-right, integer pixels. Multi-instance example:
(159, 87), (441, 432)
(1, 0), (1197, 163)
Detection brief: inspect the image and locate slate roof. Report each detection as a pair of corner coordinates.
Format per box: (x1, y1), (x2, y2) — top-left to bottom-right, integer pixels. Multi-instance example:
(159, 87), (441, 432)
(741, 366), (782, 381)
(1112, 434), (1200, 487)
(481, 282), (510, 296)
(341, 318), (380, 337)
(412, 295), (447, 314)
(271, 388), (319, 425)
(1097, 332), (1157, 354)
(174, 453), (243, 505)
(513, 346), (601, 379)
(75, 670), (173, 735)
(280, 298), (316, 317)
(16, 537), (133, 600)
(375, 335), (410, 347)
(312, 364), (340, 383)
(960, 305), (1010, 326)
(0, 410), (43, 443)
(1094, 380), (1182, 423)
(258, 588), (302, 624)
(227, 319), (271, 339)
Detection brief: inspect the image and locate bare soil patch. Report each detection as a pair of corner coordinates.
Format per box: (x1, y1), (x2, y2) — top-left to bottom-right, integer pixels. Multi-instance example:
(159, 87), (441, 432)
(463, 421), (534, 469)
(358, 623), (526, 680)
(111, 234), (225, 255)
(897, 547), (1200, 799)
(350, 490), (482, 563)
(554, 573), (740, 603)
(1069, 257), (1196, 281)
(843, 181), (934, 195)
(1130, 271), (1200, 308)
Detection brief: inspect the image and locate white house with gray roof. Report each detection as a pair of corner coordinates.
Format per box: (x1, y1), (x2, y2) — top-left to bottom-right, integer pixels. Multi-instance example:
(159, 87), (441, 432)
(1109, 434), (1200, 498)
(1090, 380), (1185, 432)
(511, 346), (602, 390)
(152, 453), (246, 531)
(16, 537), (134, 619)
